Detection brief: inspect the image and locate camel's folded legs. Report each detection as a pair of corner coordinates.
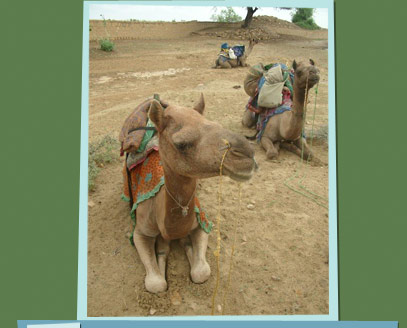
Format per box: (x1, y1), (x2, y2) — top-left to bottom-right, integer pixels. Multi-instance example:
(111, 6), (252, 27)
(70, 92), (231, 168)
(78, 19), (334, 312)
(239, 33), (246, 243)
(156, 235), (170, 278)
(181, 228), (211, 284)
(241, 110), (256, 129)
(179, 236), (193, 265)
(133, 230), (167, 293)
(294, 137), (313, 161)
(260, 137), (280, 160)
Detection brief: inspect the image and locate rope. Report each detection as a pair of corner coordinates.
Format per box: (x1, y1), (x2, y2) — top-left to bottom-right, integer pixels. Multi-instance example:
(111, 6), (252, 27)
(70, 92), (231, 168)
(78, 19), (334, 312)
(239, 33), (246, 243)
(221, 183), (241, 315)
(211, 139), (231, 315)
(283, 76), (329, 209)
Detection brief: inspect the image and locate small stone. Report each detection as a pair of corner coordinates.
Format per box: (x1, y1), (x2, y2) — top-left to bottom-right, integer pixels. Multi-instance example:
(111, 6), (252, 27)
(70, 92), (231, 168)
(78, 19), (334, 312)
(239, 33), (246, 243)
(242, 235), (247, 242)
(271, 275), (281, 281)
(149, 308), (157, 315)
(88, 201), (95, 208)
(250, 200), (256, 205)
(247, 204), (255, 210)
(217, 304), (222, 312)
(170, 291), (182, 306)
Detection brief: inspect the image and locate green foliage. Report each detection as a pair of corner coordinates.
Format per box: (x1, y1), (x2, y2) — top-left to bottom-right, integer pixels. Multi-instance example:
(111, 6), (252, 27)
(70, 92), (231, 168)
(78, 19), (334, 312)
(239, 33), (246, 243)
(99, 39), (114, 52)
(292, 8), (320, 30)
(211, 7), (242, 23)
(88, 135), (120, 191)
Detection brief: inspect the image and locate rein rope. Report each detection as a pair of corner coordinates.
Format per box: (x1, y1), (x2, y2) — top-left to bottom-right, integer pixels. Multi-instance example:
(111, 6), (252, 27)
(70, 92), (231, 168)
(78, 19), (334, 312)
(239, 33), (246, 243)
(211, 139), (231, 315)
(283, 74), (328, 209)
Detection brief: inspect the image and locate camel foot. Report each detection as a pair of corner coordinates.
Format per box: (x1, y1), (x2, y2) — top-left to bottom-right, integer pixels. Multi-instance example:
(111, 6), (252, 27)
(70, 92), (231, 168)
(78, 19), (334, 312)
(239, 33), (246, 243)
(191, 260), (211, 284)
(145, 274), (167, 293)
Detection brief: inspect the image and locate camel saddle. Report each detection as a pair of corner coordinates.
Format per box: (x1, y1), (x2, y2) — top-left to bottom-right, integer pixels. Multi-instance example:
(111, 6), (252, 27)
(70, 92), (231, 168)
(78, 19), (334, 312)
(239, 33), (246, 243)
(119, 96), (168, 155)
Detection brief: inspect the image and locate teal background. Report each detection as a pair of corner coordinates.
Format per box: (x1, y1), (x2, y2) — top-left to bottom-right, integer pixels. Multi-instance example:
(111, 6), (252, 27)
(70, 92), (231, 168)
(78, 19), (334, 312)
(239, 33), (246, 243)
(1, 0), (406, 327)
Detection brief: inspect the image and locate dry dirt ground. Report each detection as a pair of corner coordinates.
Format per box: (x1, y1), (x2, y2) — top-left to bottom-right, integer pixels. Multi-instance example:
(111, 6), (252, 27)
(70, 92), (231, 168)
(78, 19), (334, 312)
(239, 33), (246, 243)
(87, 18), (329, 317)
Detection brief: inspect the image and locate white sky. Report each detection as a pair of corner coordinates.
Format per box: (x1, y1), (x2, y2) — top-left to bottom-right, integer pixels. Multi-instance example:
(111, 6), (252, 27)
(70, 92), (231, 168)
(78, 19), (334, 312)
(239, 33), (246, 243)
(89, 5), (328, 29)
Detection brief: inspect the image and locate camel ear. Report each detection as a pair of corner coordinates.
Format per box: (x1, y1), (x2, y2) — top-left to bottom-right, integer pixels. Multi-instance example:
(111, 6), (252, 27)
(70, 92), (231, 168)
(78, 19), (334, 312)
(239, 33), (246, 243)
(292, 60), (297, 71)
(194, 93), (205, 115)
(149, 100), (166, 132)
(310, 59), (315, 66)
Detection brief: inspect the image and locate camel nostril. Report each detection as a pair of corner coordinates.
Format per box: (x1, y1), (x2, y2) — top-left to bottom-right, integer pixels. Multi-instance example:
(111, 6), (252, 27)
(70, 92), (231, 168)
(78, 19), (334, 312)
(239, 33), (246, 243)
(231, 147), (254, 159)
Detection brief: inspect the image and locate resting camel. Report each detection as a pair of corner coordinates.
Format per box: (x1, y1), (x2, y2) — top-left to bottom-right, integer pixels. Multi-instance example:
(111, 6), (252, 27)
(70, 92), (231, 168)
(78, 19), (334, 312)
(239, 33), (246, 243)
(130, 95), (256, 293)
(242, 60), (320, 161)
(213, 39), (258, 69)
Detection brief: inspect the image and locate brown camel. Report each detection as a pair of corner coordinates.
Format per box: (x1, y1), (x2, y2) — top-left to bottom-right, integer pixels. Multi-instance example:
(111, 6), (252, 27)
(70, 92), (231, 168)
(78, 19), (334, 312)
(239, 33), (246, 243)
(213, 39), (258, 69)
(130, 95), (256, 293)
(242, 60), (320, 161)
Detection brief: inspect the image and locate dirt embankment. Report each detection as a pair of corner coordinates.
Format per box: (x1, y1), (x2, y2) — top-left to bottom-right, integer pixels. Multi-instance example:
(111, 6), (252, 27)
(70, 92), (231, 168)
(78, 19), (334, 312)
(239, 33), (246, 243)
(90, 16), (327, 42)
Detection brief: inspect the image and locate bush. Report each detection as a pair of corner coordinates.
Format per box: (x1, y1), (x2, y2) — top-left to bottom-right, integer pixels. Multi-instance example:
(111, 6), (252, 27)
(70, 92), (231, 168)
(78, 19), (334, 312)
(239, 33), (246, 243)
(211, 7), (242, 23)
(99, 39), (114, 52)
(88, 135), (119, 191)
(292, 8), (320, 30)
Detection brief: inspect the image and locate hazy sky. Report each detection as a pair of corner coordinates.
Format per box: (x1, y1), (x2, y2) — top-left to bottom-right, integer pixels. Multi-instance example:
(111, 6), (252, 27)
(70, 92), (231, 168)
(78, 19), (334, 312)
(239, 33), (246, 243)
(89, 5), (328, 29)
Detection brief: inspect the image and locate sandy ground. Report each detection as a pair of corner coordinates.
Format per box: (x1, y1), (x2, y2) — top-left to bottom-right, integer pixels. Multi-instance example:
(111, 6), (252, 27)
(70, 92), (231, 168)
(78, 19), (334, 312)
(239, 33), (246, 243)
(87, 19), (329, 317)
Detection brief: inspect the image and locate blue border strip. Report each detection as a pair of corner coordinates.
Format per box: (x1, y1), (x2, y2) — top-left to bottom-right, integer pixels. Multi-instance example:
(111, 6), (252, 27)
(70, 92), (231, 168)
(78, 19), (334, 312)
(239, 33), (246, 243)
(77, 1), (89, 320)
(18, 321), (399, 328)
(78, 0), (338, 322)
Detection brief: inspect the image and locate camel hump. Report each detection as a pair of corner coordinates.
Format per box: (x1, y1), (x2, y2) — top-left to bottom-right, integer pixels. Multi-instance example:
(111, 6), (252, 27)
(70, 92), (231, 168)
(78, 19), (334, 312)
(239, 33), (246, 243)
(119, 97), (168, 154)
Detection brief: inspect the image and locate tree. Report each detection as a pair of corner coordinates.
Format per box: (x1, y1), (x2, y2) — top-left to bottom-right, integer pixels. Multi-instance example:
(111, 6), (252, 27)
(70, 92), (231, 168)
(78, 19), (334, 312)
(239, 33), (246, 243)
(211, 7), (242, 23)
(291, 8), (320, 30)
(241, 7), (258, 28)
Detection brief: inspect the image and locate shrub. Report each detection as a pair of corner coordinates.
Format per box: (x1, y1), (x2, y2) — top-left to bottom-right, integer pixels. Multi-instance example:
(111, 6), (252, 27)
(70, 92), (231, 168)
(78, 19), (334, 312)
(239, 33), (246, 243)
(88, 135), (119, 191)
(99, 39), (114, 52)
(292, 8), (320, 30)
(211, 7), (242, 23)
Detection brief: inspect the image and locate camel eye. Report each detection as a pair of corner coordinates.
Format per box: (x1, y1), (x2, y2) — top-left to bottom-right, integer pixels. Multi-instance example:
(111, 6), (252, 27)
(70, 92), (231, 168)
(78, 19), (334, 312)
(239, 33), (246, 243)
(175, 142), (192, 152)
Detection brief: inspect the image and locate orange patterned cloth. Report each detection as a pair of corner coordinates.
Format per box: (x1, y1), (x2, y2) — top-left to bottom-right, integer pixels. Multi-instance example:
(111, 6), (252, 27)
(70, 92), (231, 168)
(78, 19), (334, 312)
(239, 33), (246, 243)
(122, 150), (212, 234)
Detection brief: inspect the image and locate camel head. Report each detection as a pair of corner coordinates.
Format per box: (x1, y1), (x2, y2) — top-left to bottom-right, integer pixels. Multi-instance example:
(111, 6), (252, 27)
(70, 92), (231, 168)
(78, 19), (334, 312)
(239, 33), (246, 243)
(149, 94), (256, 182)
(292, 59), (320, 90)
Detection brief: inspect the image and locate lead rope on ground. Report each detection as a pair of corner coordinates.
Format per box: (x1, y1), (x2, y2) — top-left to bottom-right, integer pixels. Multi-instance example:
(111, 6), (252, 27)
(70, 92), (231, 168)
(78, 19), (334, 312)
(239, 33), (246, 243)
(221, 182), (242, 315)
(211, 139), (231, 315)
(283, 76), (328, 209)
(298, 82), (328, 202)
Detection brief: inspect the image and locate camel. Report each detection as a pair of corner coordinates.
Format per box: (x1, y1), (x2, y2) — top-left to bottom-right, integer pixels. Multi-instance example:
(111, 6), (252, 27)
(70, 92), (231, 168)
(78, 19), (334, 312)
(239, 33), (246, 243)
(213, 39), (258, 69)
(128, 95), (256, 293)
(242, 60), (320, 161)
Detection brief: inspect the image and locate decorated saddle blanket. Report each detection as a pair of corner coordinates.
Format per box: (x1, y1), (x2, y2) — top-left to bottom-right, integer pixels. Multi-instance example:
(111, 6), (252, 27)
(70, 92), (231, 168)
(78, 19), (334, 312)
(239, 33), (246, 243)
(122, 150), (213, 242)
(245, 64), (295, 142)
(218, 44), (245, 60)
(231, 45), (245, 57)
(119, 97), (168, 155)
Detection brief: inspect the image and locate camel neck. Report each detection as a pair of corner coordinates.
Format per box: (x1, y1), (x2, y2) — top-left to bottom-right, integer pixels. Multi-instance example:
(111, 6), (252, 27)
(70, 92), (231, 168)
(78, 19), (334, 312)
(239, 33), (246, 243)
(160, 160), (197, 240)
(292, 84), (307, 117)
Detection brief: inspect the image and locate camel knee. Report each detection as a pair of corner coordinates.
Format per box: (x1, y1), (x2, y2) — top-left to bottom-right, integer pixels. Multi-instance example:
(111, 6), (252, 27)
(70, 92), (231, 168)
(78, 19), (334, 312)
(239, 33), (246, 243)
(191, 260), (210, 284)
(266, 149), (279, 160)
(145, 273), (167, 293)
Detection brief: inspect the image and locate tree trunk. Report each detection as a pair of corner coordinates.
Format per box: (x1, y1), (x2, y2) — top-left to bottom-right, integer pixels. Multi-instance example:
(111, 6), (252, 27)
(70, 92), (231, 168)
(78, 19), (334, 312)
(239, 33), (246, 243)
(241, 7), (258, 29)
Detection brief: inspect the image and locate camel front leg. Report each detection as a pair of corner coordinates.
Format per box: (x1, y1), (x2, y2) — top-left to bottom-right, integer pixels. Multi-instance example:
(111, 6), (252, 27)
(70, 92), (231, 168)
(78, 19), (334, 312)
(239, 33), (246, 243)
(260, 136), (280, 160)
(189, 228), (211, 284)
(133, 230), (167, 293)
(156, 235), (170, 278)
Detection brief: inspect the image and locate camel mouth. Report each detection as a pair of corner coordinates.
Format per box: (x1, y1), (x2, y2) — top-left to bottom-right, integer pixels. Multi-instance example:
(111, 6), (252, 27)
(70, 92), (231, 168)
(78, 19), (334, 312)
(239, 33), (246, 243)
(223, 160), (256, 182)
(309, 76), (320, 84)
(226, 169), (254, 182)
